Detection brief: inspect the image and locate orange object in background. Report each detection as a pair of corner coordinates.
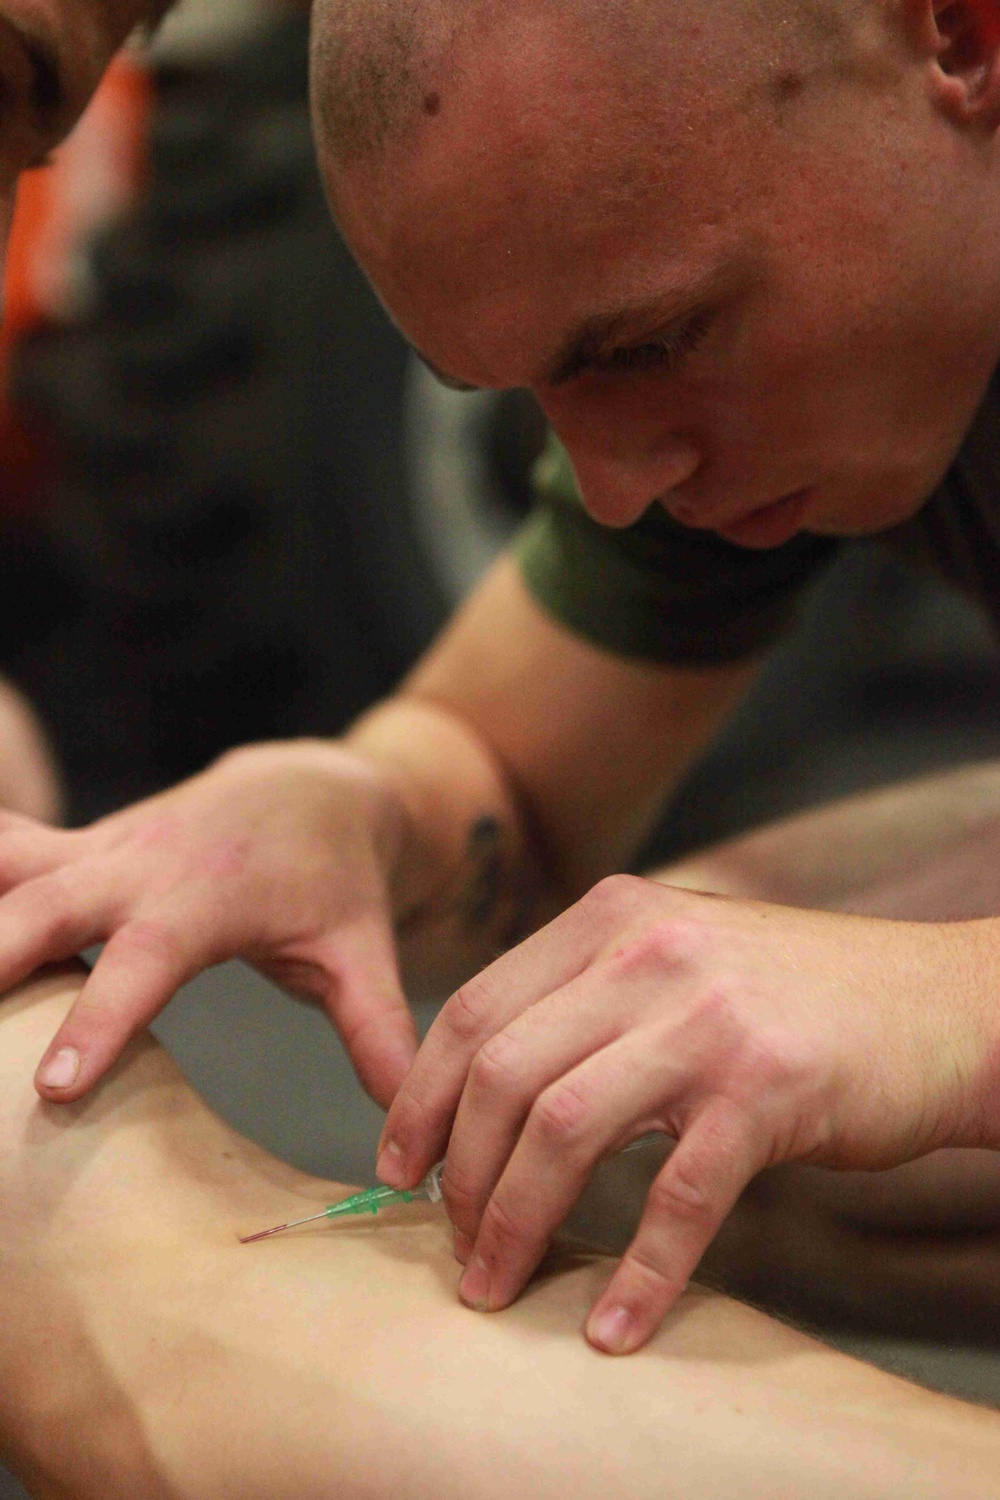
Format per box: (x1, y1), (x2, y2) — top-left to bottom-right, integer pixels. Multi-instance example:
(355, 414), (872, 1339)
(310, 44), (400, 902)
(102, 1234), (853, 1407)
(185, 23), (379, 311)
(2, 50), (152, 345)
(0, 51), (152, 518)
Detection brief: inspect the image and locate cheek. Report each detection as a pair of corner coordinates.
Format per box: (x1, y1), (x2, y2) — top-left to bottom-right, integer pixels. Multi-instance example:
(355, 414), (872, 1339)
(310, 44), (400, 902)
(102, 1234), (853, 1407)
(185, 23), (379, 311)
(539, 375), (785, 483)
(701, 320), (869, 461)
(687, 381), (770, 450)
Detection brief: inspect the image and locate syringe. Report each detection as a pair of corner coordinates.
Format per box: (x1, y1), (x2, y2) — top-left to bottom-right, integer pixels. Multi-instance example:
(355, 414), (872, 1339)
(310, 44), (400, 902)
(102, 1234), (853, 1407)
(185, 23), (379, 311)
(239, 1163), (446, 1244)
(239, 1135), (662, 1246)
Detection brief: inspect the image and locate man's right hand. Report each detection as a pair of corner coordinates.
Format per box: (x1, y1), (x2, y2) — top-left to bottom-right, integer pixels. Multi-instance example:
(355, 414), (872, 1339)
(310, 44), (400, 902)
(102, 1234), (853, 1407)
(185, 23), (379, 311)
(0, 740), (419, 1107)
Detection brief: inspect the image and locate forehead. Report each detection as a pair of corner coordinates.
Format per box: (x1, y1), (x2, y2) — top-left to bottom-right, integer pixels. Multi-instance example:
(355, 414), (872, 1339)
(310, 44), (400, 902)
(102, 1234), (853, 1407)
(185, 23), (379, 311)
(331, 11), (775, 382)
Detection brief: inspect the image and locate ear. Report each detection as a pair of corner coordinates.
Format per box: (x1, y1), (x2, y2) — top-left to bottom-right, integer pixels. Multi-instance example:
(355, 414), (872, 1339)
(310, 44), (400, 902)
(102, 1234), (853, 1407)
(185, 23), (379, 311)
(905, 0), (1000, 128)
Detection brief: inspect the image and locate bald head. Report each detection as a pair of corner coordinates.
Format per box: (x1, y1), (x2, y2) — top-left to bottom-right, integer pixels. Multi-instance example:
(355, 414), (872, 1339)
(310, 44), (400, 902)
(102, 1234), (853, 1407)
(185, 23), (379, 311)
(310, 0), (874, 169)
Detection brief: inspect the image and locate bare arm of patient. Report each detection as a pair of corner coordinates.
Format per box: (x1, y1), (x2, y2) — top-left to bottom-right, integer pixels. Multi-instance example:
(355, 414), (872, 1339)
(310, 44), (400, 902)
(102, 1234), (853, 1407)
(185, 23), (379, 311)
(658, 759), (1000, 914)
(0, 967), (997, 1500)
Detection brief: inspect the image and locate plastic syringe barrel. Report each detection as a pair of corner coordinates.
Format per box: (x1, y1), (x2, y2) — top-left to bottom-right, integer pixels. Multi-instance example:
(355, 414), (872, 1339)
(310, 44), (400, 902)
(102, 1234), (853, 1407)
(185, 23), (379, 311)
(328, 1166), (446, 1221)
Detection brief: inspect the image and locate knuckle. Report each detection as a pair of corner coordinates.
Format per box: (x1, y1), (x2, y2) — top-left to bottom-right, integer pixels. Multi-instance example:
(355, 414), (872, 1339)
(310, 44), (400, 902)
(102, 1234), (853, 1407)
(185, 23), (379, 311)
(480, 1192), (530, 1256)
(528, 1079), (592, 1151)
(648, 1162), (715, 1226)
(440, 1162), (481, 1220)
(700, 1008), (819, 1106)
(675, 985), (821, 1095)
(468, 1032), (523, 1099)
(656, 980), (745, 1059)
(677, 982), (739, 1046)
(581, 873), (647, 922)
(113, 919), (181, 970)
(132, 814), (182, 854)
(27, 872), (81, 946)
(443, 975), (497, 1044)
(386, 1084), (434, 1140)
(744, 1028), (820, 1094)
(605, 918), (703, 982)
(621, 1244), (687, 1304)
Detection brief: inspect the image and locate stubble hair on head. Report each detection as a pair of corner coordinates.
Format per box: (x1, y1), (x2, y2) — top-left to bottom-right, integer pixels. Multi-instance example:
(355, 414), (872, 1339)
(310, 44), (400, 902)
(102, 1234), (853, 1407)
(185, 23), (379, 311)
(309, 0), (449, 167)
(309, 0), (873, 173)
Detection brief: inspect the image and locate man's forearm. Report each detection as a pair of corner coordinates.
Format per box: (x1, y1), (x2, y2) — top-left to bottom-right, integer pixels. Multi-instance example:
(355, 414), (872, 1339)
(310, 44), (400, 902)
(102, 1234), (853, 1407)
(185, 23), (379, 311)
(342, 555), (760, 997)
(345, 695), (550, 997)
(658, 759), (1000, 910)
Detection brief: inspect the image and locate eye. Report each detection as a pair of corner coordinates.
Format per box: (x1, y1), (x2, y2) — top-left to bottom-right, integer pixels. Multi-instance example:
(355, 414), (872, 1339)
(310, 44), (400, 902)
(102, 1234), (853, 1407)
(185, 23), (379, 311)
(602, 311), (714, 377)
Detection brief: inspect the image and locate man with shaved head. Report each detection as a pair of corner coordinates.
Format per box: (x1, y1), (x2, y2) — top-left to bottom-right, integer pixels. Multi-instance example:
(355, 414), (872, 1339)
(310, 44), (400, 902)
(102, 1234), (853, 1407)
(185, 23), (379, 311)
(7, 0), (1000, 1369)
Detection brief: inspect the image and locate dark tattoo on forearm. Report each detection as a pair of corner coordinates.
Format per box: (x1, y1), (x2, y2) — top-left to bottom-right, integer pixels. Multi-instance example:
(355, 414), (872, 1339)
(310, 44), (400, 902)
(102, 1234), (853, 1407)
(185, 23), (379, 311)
(398, 813), (528, 942)
(459, 815), (504, 927)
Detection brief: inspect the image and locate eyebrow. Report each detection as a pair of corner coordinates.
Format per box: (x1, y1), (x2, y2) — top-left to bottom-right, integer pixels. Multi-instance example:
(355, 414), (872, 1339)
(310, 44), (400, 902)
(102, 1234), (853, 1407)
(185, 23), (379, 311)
(413, 282), (718, 394)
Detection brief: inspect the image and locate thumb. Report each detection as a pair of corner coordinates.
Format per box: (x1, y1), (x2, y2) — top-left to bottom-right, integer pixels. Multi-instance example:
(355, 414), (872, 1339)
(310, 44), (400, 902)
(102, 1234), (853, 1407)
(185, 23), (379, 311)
(315, 913), (419, 1109)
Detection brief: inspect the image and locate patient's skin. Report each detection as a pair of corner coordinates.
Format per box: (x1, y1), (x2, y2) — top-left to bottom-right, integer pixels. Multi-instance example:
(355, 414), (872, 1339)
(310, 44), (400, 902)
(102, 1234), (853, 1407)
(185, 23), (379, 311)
(1, 967), (999, 1500)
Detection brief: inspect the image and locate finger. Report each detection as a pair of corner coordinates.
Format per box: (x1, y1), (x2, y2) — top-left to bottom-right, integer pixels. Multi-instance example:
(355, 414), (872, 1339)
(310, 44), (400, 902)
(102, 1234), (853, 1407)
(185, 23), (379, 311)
(34, 913), (210, 1101)
(585, 1104), (760, 1356)
(316, 913), (419, 1111)
(456, 1025), (690, 1311)
(442, 975), (628, 1246)
(0, 815), (82, 894)
(377, 882), (635, 1186)
(0, 868), (109, 993)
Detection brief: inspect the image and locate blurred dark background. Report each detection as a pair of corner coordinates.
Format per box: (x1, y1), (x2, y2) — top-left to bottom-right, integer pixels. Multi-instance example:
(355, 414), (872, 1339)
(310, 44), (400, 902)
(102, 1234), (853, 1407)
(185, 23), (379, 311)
(2, 9), (1000, 1492)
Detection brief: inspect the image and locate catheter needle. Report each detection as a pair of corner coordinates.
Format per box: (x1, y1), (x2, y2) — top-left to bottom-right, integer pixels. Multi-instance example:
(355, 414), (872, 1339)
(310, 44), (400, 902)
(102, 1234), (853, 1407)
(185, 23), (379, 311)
(240, 1210), (345, 1244)
(239, 1173), (442, 1243)
(239, 1137), (662, 1244)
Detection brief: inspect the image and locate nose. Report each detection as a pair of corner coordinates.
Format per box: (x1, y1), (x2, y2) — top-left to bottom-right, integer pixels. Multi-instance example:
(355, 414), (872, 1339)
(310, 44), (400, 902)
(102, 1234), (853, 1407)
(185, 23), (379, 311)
(555, 435), (701, 529)
(537, 397), (701, 529)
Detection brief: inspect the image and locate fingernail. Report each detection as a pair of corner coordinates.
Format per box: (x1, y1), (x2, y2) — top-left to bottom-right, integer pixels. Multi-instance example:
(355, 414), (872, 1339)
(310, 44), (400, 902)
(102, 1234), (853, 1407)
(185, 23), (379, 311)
(587, 1305), (635, 1355)
(453, 1230), (473, 1264)
(376, 1139), (406, 1186)
(37, 1047), (81, 1091)
(459, 1255), (491, 1311)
